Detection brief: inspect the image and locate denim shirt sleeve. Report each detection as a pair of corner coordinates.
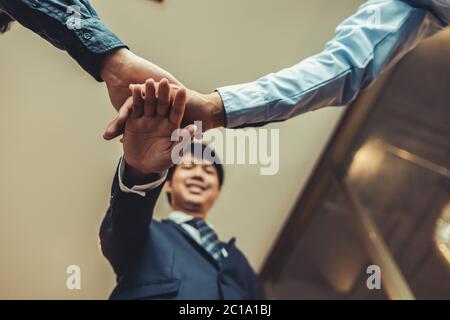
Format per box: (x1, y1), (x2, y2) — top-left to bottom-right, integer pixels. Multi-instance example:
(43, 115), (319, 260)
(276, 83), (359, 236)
(217, 0), (449, 128)
(0, 0), (127, 81)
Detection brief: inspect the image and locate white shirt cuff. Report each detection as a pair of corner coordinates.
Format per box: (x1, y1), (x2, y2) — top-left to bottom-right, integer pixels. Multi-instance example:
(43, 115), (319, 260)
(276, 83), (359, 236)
(118, 157), (167, 197)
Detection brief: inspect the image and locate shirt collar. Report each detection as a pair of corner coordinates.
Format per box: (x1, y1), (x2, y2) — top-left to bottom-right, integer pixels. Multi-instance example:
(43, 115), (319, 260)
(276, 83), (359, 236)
(168, 211), (215, 229)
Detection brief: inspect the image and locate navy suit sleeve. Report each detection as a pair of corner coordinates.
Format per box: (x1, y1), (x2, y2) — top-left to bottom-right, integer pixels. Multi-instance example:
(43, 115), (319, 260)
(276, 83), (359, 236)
(246, 266), (261, 300)
(0, 0), (127, 81)
(99, 163), (164, 273)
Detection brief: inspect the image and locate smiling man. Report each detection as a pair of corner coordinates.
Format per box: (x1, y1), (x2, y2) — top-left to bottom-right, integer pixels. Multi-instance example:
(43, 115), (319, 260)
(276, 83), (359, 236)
(99, 79), (260, 300)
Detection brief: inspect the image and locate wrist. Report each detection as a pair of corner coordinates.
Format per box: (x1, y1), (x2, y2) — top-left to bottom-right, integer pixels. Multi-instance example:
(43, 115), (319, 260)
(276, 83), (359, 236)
(100, 48), (131, 83)
(123, 160), (162, 187)
(208, 92), (226, 128)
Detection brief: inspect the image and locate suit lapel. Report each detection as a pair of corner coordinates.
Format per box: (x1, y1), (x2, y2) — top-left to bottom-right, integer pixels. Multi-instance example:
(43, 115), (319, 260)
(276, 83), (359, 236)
(221, 237), (239, 269)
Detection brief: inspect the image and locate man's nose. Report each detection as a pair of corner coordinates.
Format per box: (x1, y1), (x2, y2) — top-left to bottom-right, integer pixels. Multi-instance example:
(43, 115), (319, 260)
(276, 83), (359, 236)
(190, 166), (206, 180)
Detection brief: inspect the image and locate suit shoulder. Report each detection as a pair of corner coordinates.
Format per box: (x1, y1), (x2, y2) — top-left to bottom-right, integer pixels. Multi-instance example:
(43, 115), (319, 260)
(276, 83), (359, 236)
(149, 219), (177, 234)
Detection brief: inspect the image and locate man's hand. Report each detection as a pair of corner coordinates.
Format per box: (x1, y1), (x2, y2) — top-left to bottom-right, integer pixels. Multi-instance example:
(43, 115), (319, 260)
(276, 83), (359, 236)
(167, 84), (226, 131)
(100, 48), (182, 112)
(103, 83), (226, 140)
(122, 78), (196, 182)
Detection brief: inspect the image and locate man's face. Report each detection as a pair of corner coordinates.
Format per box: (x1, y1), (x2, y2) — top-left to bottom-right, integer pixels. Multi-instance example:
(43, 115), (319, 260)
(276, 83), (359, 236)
(166, 153), (221, 212)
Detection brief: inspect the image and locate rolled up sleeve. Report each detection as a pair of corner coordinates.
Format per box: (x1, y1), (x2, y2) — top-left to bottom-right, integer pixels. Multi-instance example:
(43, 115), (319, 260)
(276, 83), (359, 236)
(218, 0), (447, 128)
(0, 0), (127, 81)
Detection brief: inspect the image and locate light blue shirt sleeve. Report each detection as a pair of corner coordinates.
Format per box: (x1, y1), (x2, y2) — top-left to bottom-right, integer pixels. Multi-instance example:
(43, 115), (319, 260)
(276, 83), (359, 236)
(217, 0), (449, 128)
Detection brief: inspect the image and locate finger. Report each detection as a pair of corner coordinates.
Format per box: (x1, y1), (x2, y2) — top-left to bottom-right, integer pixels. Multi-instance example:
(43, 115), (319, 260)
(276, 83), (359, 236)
(169, 87), (187, 127)
(130, 85), (144, 118)
(156, 78), (170, 117)
(144, 79), (157, 117)
(134, 83), (145, 98)
(183, 124), (197, 140)
(103, 97), (133, 140)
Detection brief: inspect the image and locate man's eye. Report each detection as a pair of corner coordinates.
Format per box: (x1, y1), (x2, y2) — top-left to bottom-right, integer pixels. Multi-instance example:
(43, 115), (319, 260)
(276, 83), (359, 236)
(204, 166), (215, 174)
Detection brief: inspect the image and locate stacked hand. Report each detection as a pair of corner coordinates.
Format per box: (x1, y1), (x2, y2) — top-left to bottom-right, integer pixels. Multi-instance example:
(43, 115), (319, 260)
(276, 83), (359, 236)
(121, 78), (197, 182)
(101, 48), (182, 109)
(100, 49), (226, 141)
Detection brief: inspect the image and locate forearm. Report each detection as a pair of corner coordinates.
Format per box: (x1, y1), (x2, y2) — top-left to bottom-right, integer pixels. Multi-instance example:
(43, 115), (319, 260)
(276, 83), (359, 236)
(217, 0), (446, 128)
(0, 0), (127, 81)
(100, 186), (162, 271)
(99, 161), (165, 267)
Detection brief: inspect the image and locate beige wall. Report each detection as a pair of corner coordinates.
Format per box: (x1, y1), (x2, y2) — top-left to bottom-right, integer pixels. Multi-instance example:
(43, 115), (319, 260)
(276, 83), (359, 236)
(0, 0), (363, 299)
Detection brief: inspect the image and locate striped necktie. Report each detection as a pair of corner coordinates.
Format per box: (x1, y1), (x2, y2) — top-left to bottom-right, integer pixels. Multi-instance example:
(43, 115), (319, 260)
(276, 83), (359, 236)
(188, 218), (224, 262)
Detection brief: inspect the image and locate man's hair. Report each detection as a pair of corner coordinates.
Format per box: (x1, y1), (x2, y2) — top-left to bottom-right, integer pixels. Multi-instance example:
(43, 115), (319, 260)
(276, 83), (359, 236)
(0, 11), (14, 34)
(166, 143), (224, 204)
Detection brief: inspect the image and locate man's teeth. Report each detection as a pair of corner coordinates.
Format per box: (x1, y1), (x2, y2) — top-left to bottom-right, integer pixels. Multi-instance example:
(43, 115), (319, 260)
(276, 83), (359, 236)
(188, 185), (204, 192)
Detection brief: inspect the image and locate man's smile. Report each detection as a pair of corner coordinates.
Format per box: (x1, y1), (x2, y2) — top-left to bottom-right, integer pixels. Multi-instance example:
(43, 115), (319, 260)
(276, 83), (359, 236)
(185, 181), (208, 194)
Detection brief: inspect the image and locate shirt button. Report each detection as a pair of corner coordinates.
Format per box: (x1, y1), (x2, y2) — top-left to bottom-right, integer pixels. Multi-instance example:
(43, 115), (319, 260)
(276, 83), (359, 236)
(83, 32), (92, 40)
(31, 0), (40, 8)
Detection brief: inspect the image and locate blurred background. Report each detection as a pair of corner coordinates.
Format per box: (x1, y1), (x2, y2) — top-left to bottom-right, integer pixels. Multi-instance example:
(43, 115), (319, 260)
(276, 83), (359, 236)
(261, 29), (450, 299)
(0, 0), (449, 299)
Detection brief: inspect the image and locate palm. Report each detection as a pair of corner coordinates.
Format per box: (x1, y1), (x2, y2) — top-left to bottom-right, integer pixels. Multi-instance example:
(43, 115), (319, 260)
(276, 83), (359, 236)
(123, 114), (177, 173)
(121, 79), (192, 175)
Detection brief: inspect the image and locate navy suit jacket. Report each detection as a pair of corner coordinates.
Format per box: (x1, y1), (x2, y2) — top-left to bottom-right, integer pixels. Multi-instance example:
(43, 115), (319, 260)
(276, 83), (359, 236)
(99, 168), (260, 300)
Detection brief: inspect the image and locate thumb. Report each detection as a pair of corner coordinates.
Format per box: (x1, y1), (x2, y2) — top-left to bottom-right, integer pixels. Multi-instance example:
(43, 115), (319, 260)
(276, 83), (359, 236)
(103, 97), (133, 140)
(184, 124), (198, 140)
(169, 124), (198, 155)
